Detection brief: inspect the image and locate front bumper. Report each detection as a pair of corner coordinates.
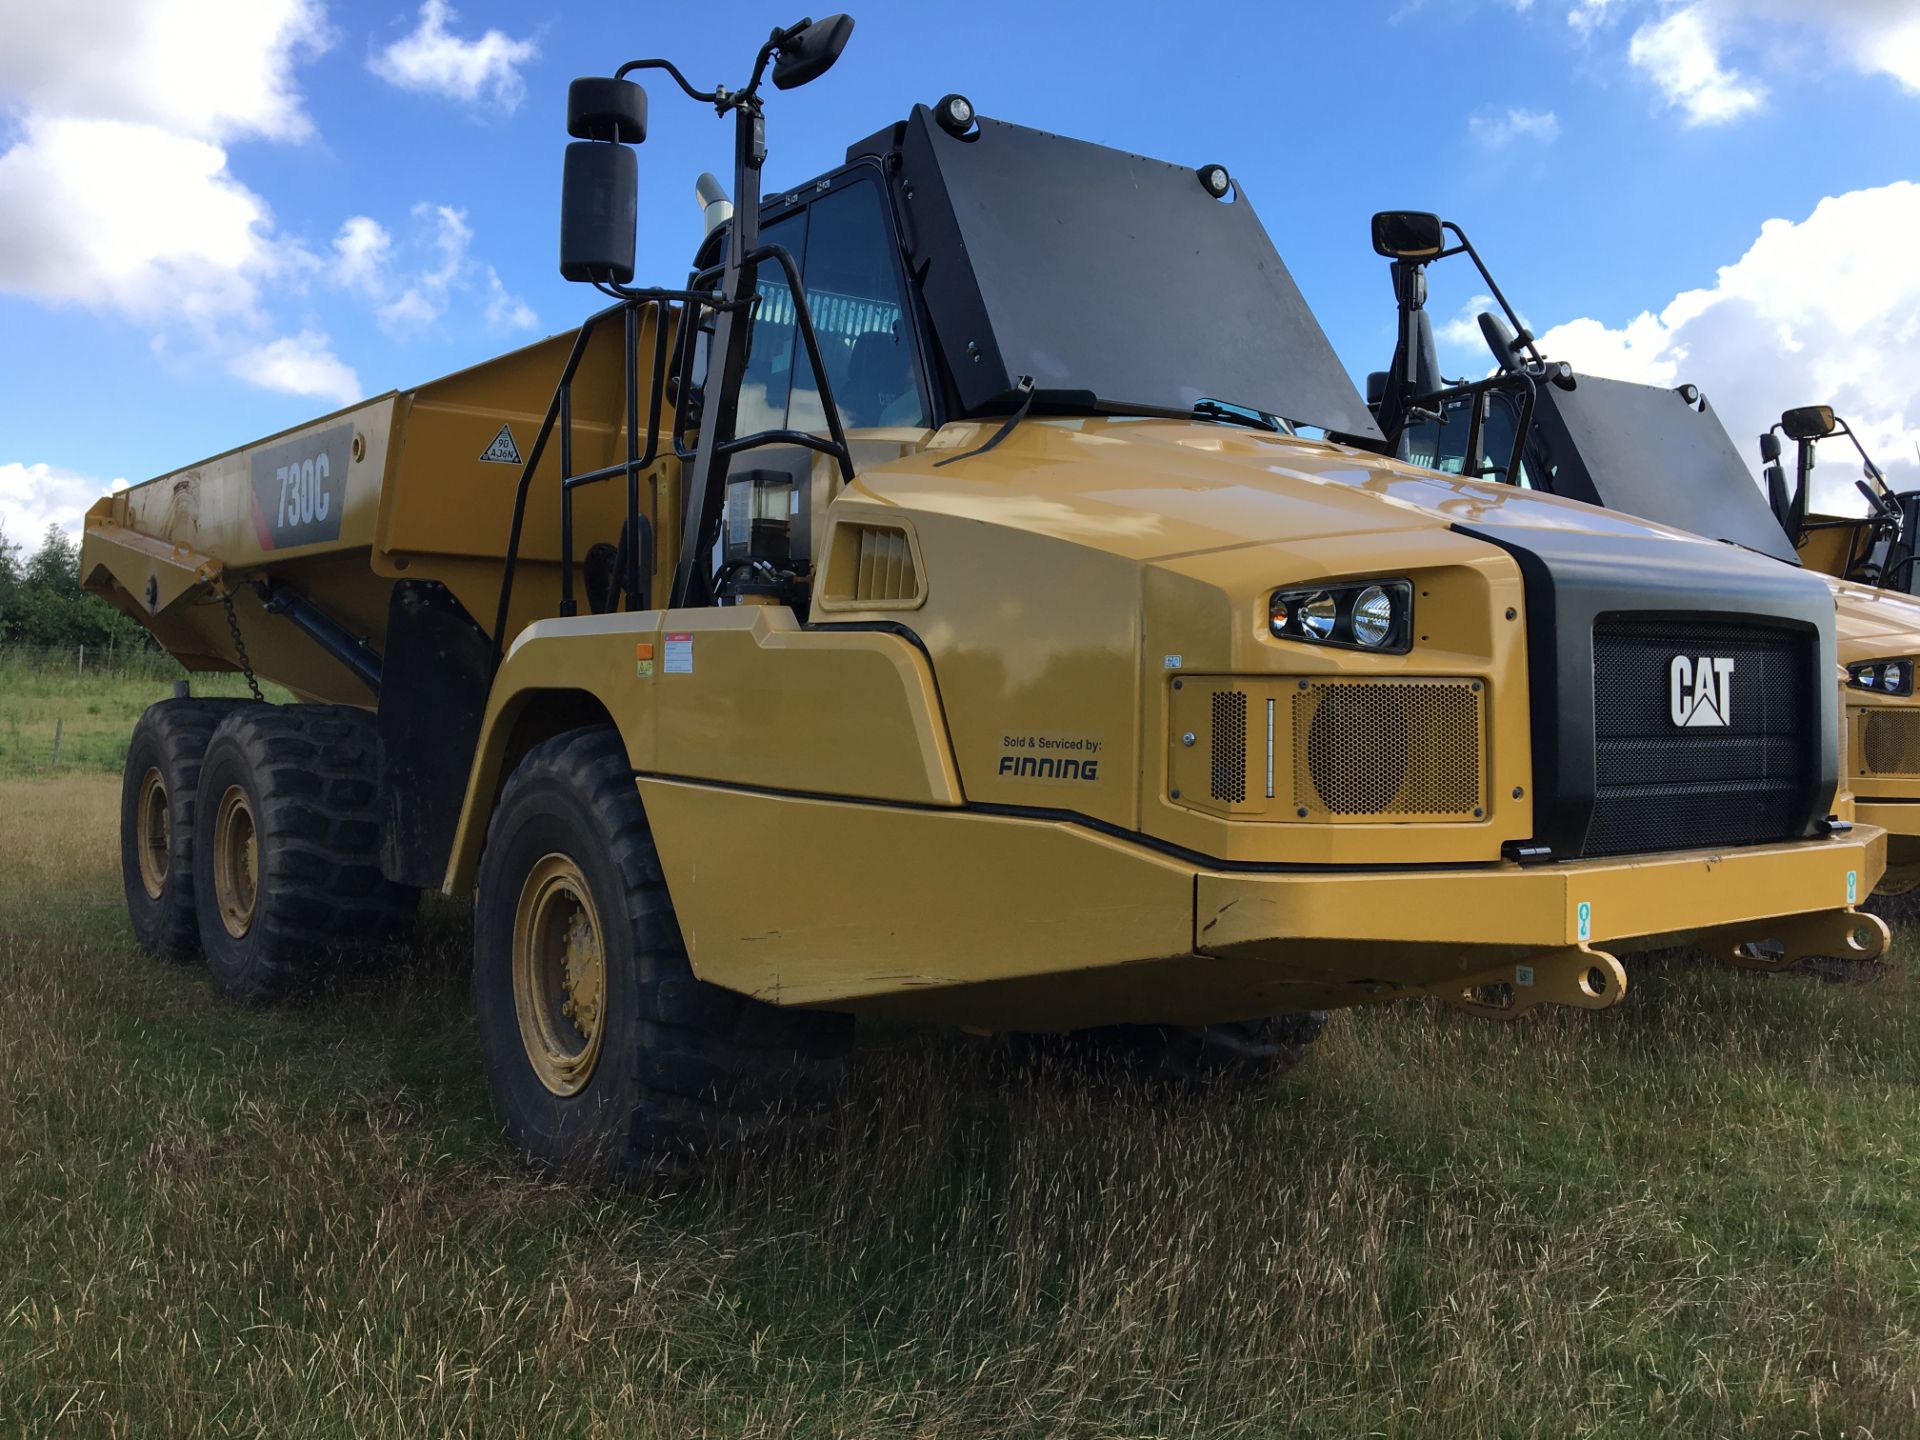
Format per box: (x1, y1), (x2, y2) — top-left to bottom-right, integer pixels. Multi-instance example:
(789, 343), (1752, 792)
(1189, 826), (1888, 1018)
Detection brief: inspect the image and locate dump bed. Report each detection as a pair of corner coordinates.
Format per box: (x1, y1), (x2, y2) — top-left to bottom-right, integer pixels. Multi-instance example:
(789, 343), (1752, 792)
(81, 320), (666, 703)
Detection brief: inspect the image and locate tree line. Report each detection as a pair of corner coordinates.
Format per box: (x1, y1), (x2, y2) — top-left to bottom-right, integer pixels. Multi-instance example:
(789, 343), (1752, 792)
(0, 524), (156, 651)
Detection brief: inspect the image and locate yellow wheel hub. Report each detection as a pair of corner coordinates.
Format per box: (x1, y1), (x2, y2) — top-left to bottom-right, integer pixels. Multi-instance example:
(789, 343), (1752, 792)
(512, 853), (608, 1096)
(135, 766), (170, 901)
(211, 784), (259, 939)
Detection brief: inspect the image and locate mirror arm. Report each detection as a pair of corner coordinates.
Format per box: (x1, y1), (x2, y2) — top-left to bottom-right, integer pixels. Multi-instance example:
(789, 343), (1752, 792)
(616, 56), (716, 104)
(1442, 221), (1542, 366)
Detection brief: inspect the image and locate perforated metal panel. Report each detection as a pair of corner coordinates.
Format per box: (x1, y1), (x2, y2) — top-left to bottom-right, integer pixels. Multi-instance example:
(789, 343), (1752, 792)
(1862, 708), (1920, 777)
(1210, 690), (1248, 803)
(1291, 680), (1483, 819)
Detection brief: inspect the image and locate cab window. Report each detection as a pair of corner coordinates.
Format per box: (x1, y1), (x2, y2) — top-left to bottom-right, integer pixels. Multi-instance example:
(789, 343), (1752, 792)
(1404, 394), (1537, 489)
(737, 176), (928, 435)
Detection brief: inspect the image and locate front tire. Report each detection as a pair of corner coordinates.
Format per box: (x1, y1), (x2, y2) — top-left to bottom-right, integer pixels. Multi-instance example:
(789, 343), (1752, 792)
(473, 726), (852, 1179)
(120, 698), (249, 959)
(193, 705), (419, 1003)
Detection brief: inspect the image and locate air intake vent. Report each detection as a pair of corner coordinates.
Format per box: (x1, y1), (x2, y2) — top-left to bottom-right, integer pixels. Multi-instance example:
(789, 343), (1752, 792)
(1292, 680), (1483, 818)
(820, 522), (925, 609)
(1862, 708), (1920, 777)
(1210, 690), (1248, 802)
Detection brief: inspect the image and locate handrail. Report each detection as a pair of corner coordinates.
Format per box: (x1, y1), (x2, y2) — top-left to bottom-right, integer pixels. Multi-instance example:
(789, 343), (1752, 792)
(488, 236), (860, 664)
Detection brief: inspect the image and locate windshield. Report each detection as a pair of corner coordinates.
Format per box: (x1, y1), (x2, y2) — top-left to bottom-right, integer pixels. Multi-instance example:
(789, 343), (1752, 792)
(893, 108), (1381, 439)
(1409, 374), (1795, 565)
(1404, 394), (1536, 487)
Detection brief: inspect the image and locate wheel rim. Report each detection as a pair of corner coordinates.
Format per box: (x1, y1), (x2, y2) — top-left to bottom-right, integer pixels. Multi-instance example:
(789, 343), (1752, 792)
(135, 766), (170, 900)
(512, 853), (608, 1097)
(212, 784), (259, 939)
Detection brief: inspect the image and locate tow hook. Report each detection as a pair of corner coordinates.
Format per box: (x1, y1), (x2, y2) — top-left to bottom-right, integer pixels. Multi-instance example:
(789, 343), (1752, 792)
(1696, 907), (1891, 973)
(1431, 944), (1628, 1020)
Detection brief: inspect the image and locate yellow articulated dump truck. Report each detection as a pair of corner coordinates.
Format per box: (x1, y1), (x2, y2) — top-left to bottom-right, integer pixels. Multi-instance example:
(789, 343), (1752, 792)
(1760, 411), (1920, 894)
(82, 20), (1888, 1177)
(1360, 209), (1920, 902)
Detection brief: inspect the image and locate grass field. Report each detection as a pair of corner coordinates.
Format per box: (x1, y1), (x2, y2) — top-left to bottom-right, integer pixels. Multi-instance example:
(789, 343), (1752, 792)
(5, 675), (1920, 1435)
(0, 655), (286, 779)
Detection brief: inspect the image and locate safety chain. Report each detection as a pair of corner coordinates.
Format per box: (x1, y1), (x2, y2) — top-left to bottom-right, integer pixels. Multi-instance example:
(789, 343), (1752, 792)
(218, 586), (266, 704)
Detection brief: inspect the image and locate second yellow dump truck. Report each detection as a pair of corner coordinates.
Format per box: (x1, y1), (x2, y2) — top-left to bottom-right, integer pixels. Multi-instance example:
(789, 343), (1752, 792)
(81, 20), (1887, 1176)
(1361, 210), (1920, 902)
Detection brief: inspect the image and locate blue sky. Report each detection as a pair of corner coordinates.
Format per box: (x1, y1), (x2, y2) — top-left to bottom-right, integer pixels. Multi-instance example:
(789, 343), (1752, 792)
(3, 0), (1918, 540)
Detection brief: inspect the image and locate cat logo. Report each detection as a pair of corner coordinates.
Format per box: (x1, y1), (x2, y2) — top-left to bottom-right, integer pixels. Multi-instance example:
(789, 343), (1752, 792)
(1669, 655), (1735, 728)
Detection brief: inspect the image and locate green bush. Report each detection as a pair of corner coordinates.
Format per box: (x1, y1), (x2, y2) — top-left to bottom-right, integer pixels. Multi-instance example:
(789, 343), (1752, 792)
(0, 523), (156, 651)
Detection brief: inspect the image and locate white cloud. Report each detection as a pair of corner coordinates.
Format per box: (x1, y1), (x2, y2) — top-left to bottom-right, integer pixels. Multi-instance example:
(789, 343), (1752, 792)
(1628, 7), (1766, 125)
(229, 331), (362, 407)
(369, 0), (537, 112)
(1699, 0), (1920, 93)
(0, 117), (285, 324)
(378, 203), (472, 334)
(0, 0), (329, 144)
(1534, 182), (1920, 509)
(0, 462), (129, 545)
(0, 1), (328, 400)
(1577, 1), (1919, 114)
(484, 268), (538, 332)
(1436, 294), (1502, 355)
(329, 216), (394, 298)
(336, 202), (537, 337)
(1468, 107), (1562, 146)
(0, 6), (531, 417)
(1568, 0), (1617, 35)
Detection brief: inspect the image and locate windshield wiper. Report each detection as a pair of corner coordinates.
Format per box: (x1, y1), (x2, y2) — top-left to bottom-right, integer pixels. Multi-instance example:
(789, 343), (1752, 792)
(1193, 397), (1288, 434)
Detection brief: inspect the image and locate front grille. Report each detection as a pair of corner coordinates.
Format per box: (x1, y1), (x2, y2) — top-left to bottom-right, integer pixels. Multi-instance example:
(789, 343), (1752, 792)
(1586, 614), (1814, 857)
(1293, 680), (1483, 817)
(1861, 708), (1920, 777)
(1210, 690), (1247, 802)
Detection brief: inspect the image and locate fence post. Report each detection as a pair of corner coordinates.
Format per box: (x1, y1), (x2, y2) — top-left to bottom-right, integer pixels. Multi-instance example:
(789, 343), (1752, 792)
(77, 645), (85, 677)
(51, 717), (63, 766)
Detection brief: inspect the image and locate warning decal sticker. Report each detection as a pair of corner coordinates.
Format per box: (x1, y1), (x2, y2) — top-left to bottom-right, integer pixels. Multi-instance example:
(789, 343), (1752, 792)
(664, 633), (694, 674)
(479, 424), (523, 465)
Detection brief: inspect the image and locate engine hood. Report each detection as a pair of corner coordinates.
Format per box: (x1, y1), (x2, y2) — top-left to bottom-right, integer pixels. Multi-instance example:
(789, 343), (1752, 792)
(1826, 576), (1920, 660)
(858, 416), (1741, 567)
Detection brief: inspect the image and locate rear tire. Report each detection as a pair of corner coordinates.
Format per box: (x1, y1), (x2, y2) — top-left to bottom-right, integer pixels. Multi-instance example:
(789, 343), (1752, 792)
(193, 705), (419, 1003)
(119, 698), (250, 959)
(472, 725), (852, 1180)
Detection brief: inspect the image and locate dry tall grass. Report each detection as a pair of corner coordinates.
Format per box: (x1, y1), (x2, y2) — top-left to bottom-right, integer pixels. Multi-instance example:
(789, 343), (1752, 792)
(3, 774), (1919, 1437)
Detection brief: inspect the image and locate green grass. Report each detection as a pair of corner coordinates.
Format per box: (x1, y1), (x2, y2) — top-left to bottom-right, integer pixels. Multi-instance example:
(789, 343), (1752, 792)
(5, 753), (1920, 1432)
(0, 656), (289, 778)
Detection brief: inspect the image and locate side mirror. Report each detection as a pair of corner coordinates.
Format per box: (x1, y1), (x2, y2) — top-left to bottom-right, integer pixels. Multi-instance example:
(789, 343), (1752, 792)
(1759, 431), (1782, 464)
(772, 14), (854, 90)
(1371, 210), (1446, 259)
(567, 77), (648, 143)
(560, 141), (638, 284)
(1780, 405), (1836, 441)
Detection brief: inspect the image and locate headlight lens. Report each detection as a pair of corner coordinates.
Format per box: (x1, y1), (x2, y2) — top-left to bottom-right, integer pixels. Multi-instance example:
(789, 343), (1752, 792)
(1848, 658), (1916, 696)
(1352, 585), (1394, 647)
(1268, 579), (1413, 654)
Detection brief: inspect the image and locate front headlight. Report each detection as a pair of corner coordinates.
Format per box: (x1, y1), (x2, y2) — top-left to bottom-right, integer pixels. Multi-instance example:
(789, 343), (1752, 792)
(1269, 579), (1413, 654)
(1847, 658), (1915, 697)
